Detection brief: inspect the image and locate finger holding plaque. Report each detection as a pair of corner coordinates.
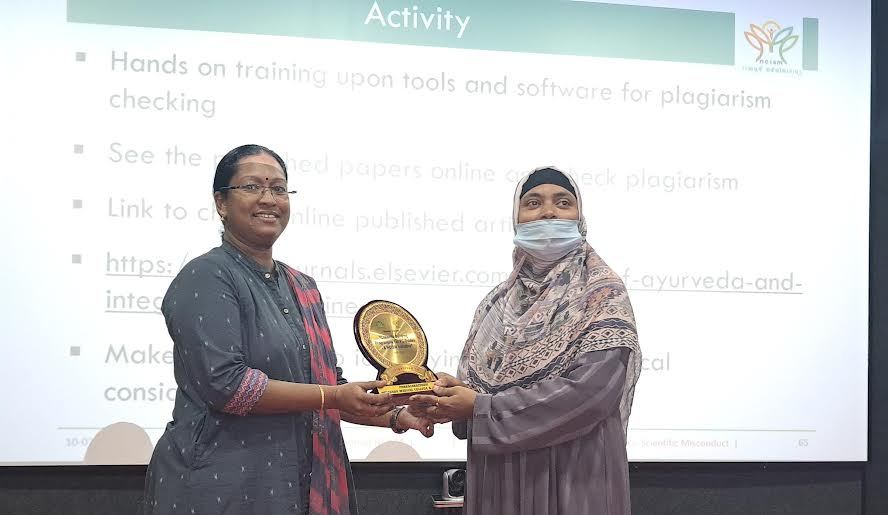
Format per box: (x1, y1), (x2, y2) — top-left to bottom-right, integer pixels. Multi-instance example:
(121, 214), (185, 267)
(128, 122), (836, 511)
(354, 300), (437, 398)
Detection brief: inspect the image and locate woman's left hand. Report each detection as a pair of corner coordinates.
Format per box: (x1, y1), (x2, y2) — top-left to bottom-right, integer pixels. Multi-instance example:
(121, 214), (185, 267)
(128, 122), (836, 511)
(395, 408), (435, 437)
(410, 385), (477, 422)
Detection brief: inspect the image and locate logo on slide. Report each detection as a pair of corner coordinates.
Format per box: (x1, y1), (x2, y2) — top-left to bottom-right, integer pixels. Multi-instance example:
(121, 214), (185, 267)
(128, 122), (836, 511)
(744, 21), (799, 65)
(739, 17), (817, 75)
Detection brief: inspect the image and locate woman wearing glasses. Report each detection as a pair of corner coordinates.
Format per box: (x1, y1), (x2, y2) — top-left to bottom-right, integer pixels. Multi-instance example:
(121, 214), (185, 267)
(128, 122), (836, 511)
(142, 145), (433, 515)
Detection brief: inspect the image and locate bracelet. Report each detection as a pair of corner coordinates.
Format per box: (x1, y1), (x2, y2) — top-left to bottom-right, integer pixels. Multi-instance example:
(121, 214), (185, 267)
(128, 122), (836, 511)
(389, 406), (407, 434)
(318, 385), (325, 411)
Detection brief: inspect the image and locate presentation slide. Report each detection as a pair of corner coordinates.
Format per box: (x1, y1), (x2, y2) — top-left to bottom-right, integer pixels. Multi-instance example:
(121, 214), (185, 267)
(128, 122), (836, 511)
(0, 0), (869, 464)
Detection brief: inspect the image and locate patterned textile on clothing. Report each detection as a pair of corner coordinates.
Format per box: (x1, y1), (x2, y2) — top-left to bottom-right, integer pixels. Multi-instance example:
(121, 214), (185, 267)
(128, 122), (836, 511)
(142, 242), (356, 515)
(458, 167), (641, 432)
(452, 167), (642, 515)
(284, 265), (350, 515)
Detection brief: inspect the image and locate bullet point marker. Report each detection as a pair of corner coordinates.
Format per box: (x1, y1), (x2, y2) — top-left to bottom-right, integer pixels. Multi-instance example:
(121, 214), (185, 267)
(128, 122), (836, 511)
(70, 346), (81, 356)
(75, 52), (86, 62)
(73, 144), (84, 154)
(71, 254), (82, 264)
(72, 199), (83, 209)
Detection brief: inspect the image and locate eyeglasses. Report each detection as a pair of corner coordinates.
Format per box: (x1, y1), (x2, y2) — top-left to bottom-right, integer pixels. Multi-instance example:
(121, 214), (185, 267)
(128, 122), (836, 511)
(218, 184), (297, 199)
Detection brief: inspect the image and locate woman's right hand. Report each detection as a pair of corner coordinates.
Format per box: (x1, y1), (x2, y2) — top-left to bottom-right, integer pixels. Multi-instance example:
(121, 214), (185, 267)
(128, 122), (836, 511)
(409, 372), (477, 423)
(329, 381), (395, 417)
(434, 372), (467, 388)
(407, 403), (451, 425)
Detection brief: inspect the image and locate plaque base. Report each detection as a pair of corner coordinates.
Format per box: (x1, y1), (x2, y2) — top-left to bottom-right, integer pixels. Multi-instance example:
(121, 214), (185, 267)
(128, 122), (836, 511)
(380, 382), (436, 395)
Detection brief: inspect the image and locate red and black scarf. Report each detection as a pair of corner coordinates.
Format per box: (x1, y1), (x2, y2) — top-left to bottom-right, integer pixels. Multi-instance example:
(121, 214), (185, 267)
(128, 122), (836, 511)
(283, 265), (350, 515)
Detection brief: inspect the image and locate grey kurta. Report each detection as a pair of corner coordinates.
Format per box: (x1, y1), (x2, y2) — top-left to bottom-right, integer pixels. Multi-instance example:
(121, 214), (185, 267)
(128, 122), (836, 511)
(455, 348), (630, 515)
(142, 242), (356, 515)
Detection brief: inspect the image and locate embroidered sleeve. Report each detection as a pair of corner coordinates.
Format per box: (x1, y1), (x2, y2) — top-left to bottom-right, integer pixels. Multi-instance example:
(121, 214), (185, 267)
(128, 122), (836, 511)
(222, 368), (270, 416)
(163, 257), (264, 412)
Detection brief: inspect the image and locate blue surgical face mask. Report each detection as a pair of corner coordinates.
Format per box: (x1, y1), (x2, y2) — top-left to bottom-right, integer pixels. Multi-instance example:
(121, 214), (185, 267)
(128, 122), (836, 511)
(513, 219), (583, 262)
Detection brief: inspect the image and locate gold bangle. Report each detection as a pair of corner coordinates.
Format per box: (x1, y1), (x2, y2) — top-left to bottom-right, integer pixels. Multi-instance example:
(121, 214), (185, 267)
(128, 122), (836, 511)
(318, 385), (325, 411)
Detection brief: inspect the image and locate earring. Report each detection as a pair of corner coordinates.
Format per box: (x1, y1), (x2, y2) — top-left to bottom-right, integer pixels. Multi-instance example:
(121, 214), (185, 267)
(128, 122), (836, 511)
(220, 215), (226, 223)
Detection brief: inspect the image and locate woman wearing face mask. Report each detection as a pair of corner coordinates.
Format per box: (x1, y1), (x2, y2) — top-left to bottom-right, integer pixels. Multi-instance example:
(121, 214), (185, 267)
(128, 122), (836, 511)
(411, 167), (642, 515)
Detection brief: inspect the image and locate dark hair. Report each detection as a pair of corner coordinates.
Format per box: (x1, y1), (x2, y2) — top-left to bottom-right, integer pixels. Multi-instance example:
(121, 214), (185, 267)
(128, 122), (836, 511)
(213, 144), (288, 195)
(520, 167), (576, 198)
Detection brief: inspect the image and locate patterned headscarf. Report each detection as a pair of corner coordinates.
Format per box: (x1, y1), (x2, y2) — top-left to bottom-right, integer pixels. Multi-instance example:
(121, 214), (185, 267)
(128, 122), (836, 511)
(457, 167), (642, 433)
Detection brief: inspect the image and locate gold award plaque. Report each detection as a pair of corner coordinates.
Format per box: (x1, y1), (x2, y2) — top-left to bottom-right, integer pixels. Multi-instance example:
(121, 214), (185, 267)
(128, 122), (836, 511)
(354, 300), (437, 396)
